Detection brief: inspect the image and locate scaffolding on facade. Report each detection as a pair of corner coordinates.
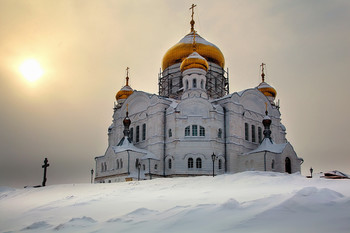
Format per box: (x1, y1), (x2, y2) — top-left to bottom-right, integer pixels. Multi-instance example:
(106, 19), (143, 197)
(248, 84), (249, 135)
(158, 64), (229, 99)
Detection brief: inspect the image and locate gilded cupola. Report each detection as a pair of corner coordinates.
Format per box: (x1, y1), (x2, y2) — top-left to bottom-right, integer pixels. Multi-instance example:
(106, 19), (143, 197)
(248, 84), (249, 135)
(257, 63), (277, 102)
(162, 4), (224, 71)
(116, 68), (134, 104)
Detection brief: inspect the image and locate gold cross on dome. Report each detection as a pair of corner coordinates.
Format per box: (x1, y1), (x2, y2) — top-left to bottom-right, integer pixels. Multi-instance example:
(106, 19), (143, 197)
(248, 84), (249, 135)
(190, 4), (196, 21)
(189, 4), (197, 32)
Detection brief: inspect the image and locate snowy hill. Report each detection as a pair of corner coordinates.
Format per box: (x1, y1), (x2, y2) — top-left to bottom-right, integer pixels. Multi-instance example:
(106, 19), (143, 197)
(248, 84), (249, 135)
(1, 172), (350, 233)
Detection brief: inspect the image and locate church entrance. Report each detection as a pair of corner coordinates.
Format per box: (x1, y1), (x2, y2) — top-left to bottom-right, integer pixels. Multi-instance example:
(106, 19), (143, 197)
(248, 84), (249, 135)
(285, 157), (291, 174)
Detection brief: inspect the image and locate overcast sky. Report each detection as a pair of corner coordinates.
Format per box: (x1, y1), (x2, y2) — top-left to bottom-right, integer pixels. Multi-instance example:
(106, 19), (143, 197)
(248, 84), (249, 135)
(1, 0), (349, 188)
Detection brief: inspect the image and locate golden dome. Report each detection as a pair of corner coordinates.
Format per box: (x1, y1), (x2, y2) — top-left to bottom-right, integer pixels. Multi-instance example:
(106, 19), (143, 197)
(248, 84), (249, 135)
(116, 85), (133, 101)
(162, 31), (225, 71)
(116, 75), (133, 101)
(180, 51), (209, 72)
(257, 82), (277, 98)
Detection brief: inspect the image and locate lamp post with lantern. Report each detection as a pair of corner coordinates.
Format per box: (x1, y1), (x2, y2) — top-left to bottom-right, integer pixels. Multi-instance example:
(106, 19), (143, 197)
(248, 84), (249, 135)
(211, 153), (216, 177)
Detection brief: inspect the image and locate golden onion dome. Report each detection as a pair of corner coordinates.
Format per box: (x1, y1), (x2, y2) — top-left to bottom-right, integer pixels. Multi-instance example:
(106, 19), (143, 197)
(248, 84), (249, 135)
(180, 51), (209, 72)
(162, 31), (225, 71)
(115, 74), (133, 101)
(116, 85), (133, 101)
(257, 82), (277, 98)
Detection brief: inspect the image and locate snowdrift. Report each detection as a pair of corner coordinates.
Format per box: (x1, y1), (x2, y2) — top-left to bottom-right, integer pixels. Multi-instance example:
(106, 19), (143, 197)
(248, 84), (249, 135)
(1, 171), (350, 233)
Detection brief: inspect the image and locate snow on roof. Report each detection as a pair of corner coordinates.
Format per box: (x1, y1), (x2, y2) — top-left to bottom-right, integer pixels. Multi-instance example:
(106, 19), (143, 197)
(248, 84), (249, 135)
(170, 99), (179, 109)
(179, 32), (219, 48)
(244, 138), (288, 155)
(112, 137), (158, 160)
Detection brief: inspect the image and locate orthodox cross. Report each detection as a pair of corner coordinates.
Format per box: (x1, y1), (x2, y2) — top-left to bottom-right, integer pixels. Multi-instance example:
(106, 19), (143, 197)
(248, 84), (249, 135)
(189, 4), (197, 32)
(126, 67), (130, 86)
(41, 158), (50, 186)
(260, 63), (266, 82)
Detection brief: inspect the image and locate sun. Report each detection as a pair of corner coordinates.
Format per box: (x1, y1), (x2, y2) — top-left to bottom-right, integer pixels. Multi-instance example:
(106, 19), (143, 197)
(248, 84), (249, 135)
(19, 59), (44, 82)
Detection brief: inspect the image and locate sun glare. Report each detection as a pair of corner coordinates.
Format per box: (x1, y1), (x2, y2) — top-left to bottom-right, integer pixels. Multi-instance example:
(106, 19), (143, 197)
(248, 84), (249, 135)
(19, 59), (44, 82)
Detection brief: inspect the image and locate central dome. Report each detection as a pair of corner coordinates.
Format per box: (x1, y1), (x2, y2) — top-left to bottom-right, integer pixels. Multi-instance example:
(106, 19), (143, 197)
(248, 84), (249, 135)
(162, 31), (225, 71)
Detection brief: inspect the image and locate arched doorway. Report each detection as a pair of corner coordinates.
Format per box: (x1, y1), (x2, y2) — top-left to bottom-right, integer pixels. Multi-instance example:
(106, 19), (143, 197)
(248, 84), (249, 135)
(285, 157), (291, 174)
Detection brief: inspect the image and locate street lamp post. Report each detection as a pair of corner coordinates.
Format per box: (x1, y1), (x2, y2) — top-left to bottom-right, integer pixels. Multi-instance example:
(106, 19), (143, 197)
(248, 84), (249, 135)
(90, 169), (94, 184)
(211, 153), (216, 177)
(137, 162), (141, 181)
(310, 167), (313, 178)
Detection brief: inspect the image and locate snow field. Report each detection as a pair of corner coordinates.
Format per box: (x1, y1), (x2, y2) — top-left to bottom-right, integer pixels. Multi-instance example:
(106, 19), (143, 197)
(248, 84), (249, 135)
(0, 171), (349, 233)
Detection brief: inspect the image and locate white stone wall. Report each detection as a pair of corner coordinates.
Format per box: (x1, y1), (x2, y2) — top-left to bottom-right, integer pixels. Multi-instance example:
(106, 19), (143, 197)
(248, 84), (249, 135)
(95, 85), (298, 182)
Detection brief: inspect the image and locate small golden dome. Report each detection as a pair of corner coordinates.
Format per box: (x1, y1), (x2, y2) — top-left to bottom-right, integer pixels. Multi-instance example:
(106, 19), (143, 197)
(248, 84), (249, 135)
(180, 51), (209, 72)
(116, 73), (133, 102)
(162, 31), (224, 71)
(257, 82), (277, 98)
(116, 85), (133, 101)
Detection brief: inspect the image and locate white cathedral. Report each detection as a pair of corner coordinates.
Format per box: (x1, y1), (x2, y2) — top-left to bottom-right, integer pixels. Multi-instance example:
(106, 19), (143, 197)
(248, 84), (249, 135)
(94, 8), (303, 183)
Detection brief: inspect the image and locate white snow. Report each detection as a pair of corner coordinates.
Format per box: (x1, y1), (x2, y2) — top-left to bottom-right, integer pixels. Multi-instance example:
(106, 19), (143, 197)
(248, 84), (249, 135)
(179, 32), (220, 49)
(1, 172), (350, 233)
(112, 137), (158, 160)
(244, 138), (287, 155)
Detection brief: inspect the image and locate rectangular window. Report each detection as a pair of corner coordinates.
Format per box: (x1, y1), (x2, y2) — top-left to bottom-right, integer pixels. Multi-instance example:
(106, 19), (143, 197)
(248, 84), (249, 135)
(245, 123), (249, 141)
(136, 125), (140, 143)
(142, 123), (146, 141)
(252, 125), (256, 143)
(258, 127), (262, 143)
(130, 128), (133, 141)
(200, 126), (205, 136)
(192, 125), (198, 136)
(185, 126), (190, 136)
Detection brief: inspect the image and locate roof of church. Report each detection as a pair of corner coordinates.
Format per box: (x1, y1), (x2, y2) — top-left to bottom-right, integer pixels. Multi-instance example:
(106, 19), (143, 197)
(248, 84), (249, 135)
(112, 136), (159, 161)
(244, 138), (288, 155)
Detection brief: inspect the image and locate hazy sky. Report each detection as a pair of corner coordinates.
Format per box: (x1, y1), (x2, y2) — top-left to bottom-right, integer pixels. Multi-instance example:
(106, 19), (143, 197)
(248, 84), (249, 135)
(1, 0), (349, 188)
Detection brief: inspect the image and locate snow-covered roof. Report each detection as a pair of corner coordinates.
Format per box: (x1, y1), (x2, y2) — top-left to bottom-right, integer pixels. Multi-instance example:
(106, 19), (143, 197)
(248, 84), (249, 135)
(244, 138), (288, 155)
(112, 136), (158, 160)
(179, 32), (219, 48)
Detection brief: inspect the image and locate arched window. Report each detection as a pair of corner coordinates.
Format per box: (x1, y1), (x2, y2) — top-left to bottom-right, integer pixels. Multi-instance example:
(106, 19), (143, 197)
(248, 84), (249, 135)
(154, 164), (158, 170)
(186, 80), (189, 90)
(188, 158), (194, 168)
(285, 157), (291, 174)
(271, 159), (275, 170)
(117, 160), (119, 169)
(136, 125), (140, 143)
(104, 162), (107, 171)
(168, 129), (172, 138)
(245, 123), (249, 141)
(193, 78), (197, 88)
(192, 125), (198, 136)
(218, 159), (222, 170)
(185, 126), (190, 136)
(142, 123), (146, 141)
(199, 126), (205, 136)
(258, 127), (262, 143)
(196, 158), (202, 168)
(120, 159), (123, 168)
(201, 80), (204, 89)
(218, 128), (222, 138)
(143, 164), (146, 171)
(130, 127), (134, 141)
(251, 125), (256, 142)
(168, 159), (172, 169)
(101, 163), (104, 172)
